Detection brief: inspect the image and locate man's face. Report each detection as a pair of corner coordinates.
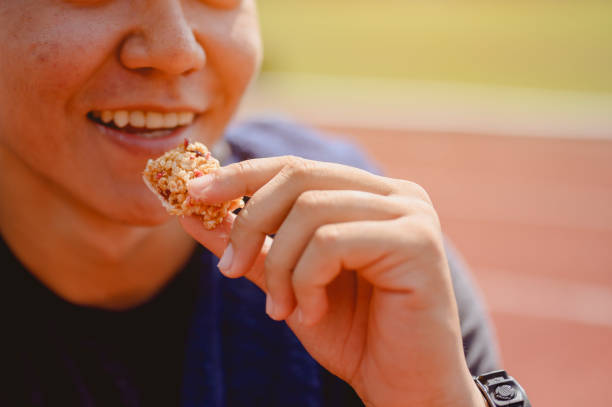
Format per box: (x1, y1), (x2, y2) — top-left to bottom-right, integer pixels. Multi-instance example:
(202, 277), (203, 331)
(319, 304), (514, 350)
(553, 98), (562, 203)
(0, 0), (261, 225)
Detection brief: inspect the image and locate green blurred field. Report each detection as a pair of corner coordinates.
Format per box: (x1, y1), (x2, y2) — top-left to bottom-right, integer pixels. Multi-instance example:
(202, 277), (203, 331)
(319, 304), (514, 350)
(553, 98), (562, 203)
(258, 0), (612, 93)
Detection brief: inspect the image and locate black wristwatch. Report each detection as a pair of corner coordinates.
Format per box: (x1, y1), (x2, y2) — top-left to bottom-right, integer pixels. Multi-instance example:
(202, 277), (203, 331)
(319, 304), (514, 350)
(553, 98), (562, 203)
(474, 370), (531, 407)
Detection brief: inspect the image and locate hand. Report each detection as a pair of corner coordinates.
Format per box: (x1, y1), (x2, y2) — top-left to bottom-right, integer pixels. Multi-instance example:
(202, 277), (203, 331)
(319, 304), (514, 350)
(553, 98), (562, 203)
(180, 156), (486, 407)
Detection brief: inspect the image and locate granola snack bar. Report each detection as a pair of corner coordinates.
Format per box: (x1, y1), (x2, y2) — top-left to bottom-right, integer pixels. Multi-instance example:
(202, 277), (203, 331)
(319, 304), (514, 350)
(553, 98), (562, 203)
(143, 139), (243, 230)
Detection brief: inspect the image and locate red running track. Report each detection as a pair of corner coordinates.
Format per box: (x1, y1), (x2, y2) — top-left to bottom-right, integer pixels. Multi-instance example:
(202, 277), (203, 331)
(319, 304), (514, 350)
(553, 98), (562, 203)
(321, 125), (612, 407)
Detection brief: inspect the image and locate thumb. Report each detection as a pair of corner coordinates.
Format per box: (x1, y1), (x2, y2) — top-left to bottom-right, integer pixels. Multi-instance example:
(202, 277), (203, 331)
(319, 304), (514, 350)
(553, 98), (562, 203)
(178, 214), (268, 292)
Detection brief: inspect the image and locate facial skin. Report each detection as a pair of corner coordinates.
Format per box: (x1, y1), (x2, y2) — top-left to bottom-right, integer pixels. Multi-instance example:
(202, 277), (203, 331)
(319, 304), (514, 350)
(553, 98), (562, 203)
(0, 0), (261, 226)
(0, 0), (261, 308)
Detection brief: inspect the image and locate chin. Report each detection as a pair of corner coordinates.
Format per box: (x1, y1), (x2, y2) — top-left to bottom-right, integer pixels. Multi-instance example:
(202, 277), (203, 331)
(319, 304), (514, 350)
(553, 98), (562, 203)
(89, 192), (174, 227)
(113, 207), (172, 227)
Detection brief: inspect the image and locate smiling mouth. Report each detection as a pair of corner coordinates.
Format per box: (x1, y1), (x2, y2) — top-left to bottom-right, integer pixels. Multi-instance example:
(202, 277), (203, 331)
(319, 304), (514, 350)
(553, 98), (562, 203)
(87, 110), (196, 138)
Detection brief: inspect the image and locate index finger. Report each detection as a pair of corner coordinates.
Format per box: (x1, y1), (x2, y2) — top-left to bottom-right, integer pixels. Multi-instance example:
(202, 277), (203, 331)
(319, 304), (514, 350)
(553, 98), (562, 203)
(187, 155), (391, 203)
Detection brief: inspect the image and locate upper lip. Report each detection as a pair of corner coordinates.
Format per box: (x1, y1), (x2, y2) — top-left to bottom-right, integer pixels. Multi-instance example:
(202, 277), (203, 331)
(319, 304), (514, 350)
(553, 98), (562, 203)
(89, 105), (206, 113)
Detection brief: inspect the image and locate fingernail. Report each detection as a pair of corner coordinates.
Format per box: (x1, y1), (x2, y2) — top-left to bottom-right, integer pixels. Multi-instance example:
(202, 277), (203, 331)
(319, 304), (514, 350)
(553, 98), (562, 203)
(217, 243), (234, 275)
(266, 294), (277, 319)
(188, 173), (214, 198)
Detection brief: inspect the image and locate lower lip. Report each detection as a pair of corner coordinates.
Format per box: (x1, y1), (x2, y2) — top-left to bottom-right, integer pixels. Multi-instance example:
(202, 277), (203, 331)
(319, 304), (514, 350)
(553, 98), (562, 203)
(92, 119), (196, 156)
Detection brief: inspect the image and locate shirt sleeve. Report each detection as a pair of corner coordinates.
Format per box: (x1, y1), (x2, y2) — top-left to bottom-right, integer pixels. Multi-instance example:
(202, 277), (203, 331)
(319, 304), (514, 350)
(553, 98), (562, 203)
(445, 239), (501, 375)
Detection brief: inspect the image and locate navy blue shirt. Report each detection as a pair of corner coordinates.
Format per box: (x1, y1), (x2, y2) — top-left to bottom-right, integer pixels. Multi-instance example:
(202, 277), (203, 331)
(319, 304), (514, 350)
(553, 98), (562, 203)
(1, 117), (499, 406)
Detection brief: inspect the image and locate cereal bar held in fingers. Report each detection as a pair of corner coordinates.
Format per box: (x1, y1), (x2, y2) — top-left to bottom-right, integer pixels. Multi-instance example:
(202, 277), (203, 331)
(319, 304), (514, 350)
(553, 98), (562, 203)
(143, 139), (243, 230)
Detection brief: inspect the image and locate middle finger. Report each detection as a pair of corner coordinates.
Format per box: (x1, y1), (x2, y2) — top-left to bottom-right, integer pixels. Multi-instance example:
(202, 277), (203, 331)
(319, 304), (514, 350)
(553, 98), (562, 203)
(264, 190), (411, 320)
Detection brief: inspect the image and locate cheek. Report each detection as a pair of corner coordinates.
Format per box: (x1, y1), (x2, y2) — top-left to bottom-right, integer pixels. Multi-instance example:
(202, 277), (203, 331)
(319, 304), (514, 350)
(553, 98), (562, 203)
(3, 12), (101, 99)
(25, 40), (84, 98)
(203, 10), (263, 103)
(0, 7), (114, 156)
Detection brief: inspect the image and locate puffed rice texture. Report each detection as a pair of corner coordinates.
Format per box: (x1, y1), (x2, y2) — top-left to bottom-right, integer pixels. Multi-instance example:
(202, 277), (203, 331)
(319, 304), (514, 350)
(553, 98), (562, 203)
(143, 140), (243, 230)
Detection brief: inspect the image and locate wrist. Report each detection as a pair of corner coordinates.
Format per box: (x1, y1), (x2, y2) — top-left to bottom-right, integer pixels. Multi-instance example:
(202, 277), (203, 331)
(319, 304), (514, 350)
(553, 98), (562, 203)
(472, 380), (491, 407)
(451, 372), (490, 407)
(361, 383), (487, 407)
(357, 368), (487, 407)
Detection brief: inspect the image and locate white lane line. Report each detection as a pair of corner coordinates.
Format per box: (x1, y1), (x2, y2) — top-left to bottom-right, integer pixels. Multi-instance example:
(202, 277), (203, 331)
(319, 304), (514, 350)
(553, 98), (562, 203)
(476, 270), (612, 327)
(239, 72), (612, 140)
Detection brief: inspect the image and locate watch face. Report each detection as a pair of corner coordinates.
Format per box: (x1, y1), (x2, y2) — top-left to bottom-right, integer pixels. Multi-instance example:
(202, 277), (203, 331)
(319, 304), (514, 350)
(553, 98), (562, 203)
(494, 384), (516, 400)
(475, 370), (531, 407)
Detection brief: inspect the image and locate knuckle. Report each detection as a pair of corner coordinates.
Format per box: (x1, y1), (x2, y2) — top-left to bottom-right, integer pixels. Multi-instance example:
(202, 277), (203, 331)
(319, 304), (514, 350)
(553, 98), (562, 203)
(408, 196), (438, 217)
(415, 185), (433, 204)
(398, 216), (443, 254)
(231, 210), (254, 233)
(387, 193), (438, 222)
(295, 190), (328, 212)
(231, 159), (255, 177)
(312, 224), (341, 250)
(230, 160), (258, 194)
(281, 154), (304, 168)
(281, 155), (315, 178)
(393, 179), (432, 204)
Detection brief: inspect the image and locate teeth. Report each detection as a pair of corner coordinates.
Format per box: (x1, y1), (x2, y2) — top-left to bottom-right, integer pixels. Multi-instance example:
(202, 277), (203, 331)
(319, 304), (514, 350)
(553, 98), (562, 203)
(114, 110), (129, 128)
(91, 109), (196, 129)
(163, 112), (178, 128)
(178, 112), (194, 126)
(101, 110), (113, 123)
(146, 112), (164, 129)
(129, 111), (146, 128)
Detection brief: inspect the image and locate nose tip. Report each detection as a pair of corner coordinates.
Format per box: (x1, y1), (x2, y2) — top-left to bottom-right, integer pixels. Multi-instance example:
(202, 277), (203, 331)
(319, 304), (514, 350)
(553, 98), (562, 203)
(154, 33), (206, 75)
(119, 11), (206, 75)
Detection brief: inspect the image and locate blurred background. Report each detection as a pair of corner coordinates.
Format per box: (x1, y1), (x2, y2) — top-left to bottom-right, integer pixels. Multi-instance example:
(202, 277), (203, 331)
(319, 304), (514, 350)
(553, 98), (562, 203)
(238, 1), (612, 405)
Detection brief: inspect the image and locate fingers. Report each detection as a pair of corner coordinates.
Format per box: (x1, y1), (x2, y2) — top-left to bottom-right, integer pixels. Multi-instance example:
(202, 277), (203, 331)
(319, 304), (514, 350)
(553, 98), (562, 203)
(287, 214), (443, 326)
(178, 190), (421, 325)
(179, 212), (428, 326)
(188, 155), (394, 205)
(180, 155), (441, 327)
(264, 190), (410, 320)
(291, 220), (406, 326)
(188, 157), (397, 279)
